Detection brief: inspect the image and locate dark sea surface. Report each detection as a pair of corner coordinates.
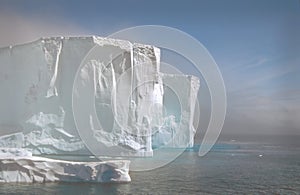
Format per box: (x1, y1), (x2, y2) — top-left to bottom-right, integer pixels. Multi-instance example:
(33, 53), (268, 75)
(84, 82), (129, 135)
(0, 135), (299, 195)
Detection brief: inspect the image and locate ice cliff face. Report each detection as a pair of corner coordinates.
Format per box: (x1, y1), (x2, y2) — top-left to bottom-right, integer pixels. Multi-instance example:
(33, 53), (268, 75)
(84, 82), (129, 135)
(0, 36), (199, 157)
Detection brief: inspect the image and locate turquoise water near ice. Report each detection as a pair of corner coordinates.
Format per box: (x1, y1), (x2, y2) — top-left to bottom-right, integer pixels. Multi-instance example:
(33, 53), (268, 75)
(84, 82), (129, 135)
(0, 135), (299, 194)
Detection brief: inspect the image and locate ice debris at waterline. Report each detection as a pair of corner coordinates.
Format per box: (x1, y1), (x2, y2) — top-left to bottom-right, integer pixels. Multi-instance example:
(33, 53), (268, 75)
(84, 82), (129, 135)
(0, 148), (130, 183)
(0, 108), (85, 154)
(0, 36), (200, 157)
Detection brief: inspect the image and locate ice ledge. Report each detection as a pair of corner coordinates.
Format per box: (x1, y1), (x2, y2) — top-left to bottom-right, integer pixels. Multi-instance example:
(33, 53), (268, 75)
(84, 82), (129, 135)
(0, 150), (131, 183)
(0, 36), (160, 54)
(1, 36), (132, 51)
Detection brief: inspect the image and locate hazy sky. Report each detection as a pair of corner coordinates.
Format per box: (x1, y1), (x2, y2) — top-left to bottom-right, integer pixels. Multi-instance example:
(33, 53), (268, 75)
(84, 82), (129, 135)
(0, 0), (299, 135)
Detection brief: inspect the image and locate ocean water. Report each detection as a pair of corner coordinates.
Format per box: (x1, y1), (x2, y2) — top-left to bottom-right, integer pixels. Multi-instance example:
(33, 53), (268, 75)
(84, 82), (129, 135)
(0, 135), (299, 194)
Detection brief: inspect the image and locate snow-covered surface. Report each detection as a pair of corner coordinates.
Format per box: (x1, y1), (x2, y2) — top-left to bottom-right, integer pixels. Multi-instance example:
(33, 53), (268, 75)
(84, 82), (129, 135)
(0, 36), (200, 158)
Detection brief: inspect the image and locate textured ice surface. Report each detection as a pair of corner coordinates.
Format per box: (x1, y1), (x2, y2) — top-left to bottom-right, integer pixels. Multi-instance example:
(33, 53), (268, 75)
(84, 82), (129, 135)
(0, 109), (85, 155)
(0, 155), (131, 183)
(0, 36), (200, 157)
(0, 148), (32, 158)
(159, 74), (200, 148)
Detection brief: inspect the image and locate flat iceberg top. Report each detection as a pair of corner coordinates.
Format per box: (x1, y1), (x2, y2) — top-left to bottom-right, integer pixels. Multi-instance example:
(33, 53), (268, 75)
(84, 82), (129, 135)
(0, 36), (160, 52)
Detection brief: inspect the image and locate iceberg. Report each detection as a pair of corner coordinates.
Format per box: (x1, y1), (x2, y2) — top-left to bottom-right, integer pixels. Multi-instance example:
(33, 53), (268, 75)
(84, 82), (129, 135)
(0, 35), (200, 175)
(0, 36), (200, 157)
(0, 148), (130, 183)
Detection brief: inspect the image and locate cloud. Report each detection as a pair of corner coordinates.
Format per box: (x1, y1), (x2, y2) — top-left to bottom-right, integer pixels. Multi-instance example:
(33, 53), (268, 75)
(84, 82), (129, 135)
(0, 10), (91, 47)
(221, 53), (300, 135)
(226, 55), (300, 94)
(233, 57), (271, 71)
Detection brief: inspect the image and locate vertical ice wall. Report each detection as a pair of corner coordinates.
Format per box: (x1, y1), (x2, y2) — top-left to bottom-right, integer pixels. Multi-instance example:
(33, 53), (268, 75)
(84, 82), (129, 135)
(162, 74), (200, 147)
(0, 36), (200, 157)
(0, 37), (97, 154)
(150, 74), (200, 149)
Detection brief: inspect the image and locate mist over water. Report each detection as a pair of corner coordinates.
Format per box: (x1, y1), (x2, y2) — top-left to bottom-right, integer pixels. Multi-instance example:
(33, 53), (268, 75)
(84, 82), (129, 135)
(215, 133), (300, 148)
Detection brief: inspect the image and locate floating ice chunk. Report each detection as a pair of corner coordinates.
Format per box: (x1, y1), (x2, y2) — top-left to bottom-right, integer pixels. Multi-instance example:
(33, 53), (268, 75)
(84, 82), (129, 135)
(0, 156), (130, 183)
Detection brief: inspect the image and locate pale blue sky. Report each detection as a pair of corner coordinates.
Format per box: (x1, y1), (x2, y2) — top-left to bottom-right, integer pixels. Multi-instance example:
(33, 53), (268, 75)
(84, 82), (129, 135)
(0, 0), (299, 135)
